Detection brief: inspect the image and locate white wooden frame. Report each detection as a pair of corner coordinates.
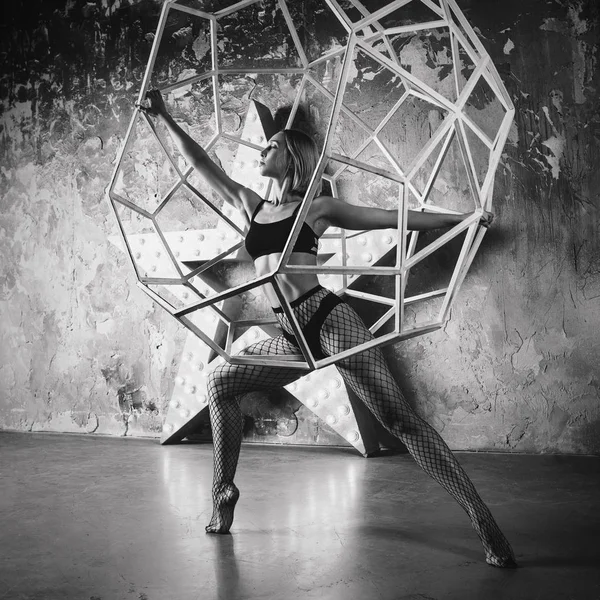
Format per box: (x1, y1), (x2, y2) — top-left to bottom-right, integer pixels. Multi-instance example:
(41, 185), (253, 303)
(107, 0), (515, 371)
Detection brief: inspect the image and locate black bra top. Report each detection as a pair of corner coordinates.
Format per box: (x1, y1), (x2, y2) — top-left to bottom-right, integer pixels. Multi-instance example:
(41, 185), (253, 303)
(245, 200), (318, 260)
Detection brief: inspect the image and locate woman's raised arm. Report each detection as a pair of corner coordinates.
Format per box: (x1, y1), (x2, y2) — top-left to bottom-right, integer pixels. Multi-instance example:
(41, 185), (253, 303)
(313, 196), (493, 231)
(138, 90), (261, 222)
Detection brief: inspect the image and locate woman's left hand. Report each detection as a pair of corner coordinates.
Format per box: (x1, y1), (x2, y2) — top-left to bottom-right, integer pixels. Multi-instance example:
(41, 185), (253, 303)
(479, 210), (494, 228)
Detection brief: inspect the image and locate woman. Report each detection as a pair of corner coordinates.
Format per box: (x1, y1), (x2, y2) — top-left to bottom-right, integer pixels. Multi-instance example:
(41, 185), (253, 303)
(140, 90), (516, 568)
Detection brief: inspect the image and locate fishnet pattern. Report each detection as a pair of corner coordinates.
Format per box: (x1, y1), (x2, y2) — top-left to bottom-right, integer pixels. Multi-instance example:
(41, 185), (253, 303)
(320, 301), (516, 567)
(205, 290), (516, 566)
(205, 334), (308, 533)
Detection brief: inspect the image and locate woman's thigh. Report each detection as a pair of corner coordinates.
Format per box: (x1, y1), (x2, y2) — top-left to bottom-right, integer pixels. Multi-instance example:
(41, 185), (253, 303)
(319, 302), (415, 426)
(208, 334), (309, 398)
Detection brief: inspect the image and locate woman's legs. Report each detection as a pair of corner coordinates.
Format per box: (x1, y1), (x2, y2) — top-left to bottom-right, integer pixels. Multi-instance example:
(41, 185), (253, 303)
(319, 302), (517, 567)
(205, 334), (306, 533)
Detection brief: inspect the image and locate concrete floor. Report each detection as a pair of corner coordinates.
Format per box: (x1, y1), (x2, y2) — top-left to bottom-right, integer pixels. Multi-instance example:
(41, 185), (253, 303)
(1, 433), (599, 600)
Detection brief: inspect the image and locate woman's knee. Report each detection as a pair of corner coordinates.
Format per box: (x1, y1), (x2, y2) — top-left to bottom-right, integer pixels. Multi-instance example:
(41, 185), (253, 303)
(376, 402), (424, 435)
(236, 346), (253, 357)
(342, 376), (416, 433)
(206, 365), (232, 400)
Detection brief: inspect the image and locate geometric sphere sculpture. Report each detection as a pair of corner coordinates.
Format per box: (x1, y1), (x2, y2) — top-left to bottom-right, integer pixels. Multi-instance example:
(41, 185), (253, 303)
(108, 0), (514, 372)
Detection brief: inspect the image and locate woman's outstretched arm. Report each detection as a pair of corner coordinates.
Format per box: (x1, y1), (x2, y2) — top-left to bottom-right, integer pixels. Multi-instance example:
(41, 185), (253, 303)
(138, 90), (261, 221)
(313, 196), (493, 231)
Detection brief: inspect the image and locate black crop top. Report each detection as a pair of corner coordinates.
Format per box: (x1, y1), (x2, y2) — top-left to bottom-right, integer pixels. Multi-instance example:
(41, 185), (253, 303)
(245, 200), (318, 260)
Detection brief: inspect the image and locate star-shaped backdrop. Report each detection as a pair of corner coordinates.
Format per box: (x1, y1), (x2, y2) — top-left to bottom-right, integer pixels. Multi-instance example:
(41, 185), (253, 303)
(110, 100), (403, 456)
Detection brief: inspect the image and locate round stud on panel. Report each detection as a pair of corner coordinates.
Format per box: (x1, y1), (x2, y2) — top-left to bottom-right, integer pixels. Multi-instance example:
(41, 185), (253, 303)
(338, 404), (351, 416)
(329, 378), (343, 389)
(347, 431), (360, 443)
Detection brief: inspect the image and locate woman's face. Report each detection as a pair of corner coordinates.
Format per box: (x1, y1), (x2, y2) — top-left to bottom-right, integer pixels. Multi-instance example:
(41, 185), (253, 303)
(259, 132), (289, 179)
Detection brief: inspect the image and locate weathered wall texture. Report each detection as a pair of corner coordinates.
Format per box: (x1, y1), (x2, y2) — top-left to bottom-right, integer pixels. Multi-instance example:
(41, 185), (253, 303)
(1, 0), (598, 453)
(394, 0), (600, 454)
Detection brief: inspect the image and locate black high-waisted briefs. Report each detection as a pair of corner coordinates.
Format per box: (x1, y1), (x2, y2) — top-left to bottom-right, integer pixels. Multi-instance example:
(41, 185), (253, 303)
(272, 285), (343, 360)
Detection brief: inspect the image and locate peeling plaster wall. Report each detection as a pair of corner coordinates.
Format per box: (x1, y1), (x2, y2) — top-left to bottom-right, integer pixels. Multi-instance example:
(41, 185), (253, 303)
(1, 0), (599, 453)
(0, 0), (187, 437)
(389, 0), (600, 454)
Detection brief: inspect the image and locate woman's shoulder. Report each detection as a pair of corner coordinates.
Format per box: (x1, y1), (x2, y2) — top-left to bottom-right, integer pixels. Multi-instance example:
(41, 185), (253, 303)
(311, 194), (336, 208)
(311, 194), (342, 217)
(308, 195), (339, 235)
(239, 187), (264, 220)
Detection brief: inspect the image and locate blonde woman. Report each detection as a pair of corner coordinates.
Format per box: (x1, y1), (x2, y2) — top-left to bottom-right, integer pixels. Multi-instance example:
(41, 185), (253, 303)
(140, 90), (516, 568)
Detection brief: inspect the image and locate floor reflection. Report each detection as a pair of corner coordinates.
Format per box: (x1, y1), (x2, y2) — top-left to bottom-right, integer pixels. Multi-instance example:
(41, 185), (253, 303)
(158, 444), (370, 593)
(208, 535), (240, 600)
(4, 434), (598, 599)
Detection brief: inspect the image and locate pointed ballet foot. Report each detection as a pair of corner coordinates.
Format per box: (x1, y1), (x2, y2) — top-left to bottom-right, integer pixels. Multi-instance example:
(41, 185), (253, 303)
(205, 483), (240, 534)
(470, 511), (517, 568)
(481, 533), (517, 568)
(486, 553), (519, 568)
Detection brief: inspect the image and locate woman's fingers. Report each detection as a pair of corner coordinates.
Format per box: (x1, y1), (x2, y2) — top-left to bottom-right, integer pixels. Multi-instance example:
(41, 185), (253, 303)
(135, 90), (165, 117)
(148, 89), (164, 104)
(480, 211), (494, 228)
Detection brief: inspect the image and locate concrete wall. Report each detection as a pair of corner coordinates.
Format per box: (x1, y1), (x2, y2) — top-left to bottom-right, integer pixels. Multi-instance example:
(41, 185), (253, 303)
(1, 0), (598, 453)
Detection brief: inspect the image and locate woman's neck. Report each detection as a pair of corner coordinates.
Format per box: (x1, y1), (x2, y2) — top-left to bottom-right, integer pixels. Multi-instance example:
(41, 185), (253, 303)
(270, 178), (285, 206)
(269, 179), (300, 207)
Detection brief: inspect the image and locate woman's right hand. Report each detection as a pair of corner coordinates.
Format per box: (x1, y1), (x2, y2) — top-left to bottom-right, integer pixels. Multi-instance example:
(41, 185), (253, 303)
(138, 89), (168, 118)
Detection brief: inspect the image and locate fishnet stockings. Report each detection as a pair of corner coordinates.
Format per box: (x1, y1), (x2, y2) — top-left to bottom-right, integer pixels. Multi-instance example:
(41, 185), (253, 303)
(205, 290), (517, 567)
(205, 335), (307, 534)
(319, 301), (516, 567)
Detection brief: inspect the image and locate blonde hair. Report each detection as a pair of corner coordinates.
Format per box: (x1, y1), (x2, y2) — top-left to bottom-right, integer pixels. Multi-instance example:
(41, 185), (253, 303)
(280, 129), (322, 201)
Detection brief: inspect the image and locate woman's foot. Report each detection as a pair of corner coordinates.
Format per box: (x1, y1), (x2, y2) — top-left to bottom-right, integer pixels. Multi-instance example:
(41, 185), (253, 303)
(471, 514), (518, 568)
(486, 552), (518, 568)
(205, 483), (240, 534)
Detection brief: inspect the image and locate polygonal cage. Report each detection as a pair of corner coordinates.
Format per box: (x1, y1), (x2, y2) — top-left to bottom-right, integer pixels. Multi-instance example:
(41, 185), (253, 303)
(108, 0), (514, 372)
